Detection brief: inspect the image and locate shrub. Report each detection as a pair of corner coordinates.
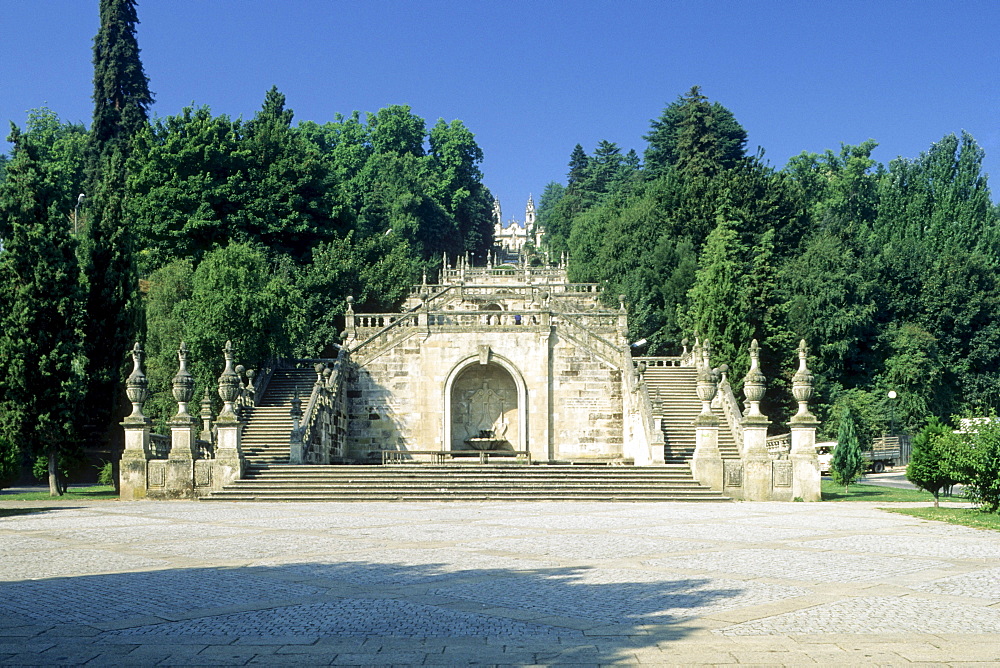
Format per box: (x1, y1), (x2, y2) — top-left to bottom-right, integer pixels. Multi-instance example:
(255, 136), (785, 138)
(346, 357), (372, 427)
(907, 417), (961, 507)
(831, 406), (867, 490)
(952, 419), (1000, 513)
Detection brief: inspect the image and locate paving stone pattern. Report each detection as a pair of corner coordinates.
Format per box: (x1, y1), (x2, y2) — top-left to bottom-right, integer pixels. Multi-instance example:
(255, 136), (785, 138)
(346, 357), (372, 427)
(1, 498), (998, 666)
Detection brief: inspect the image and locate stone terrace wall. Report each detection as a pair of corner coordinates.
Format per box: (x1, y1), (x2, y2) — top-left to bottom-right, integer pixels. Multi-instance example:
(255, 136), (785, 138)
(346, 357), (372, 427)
(344, 323), (626, 463)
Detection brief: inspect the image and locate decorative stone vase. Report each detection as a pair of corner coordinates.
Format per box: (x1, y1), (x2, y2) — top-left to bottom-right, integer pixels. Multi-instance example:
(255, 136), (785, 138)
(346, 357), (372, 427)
(743, 339), (767, 419)
(217, 340), (240, 419)
(172, 342), (194, 418)
(791, 339), (816, 422)
(125, 342), (149, 421)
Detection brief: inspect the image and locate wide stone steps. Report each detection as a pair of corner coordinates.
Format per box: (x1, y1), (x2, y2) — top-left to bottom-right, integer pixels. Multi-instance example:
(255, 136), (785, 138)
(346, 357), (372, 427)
(239, 368), (317, 465)
(202, 464), (731, 502)
(640, 363), (740, 463)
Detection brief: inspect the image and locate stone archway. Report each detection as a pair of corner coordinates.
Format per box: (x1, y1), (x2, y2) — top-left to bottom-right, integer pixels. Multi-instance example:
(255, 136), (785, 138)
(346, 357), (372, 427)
(446, 361), (523, 452)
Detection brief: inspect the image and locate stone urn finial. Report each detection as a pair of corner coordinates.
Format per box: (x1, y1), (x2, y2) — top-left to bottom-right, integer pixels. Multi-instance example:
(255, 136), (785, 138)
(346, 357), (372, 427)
(172, 341), (195, 419)
(791, 339), (816, 422)
(125, 341), (149, 421)
(743, 339), (767, 420)
(345, 295), (354, 313)
(618, 294), (627, 311)
(695, 360), (719, 424)
(681, 338), (689, 356)
(217, 340), (240, 420)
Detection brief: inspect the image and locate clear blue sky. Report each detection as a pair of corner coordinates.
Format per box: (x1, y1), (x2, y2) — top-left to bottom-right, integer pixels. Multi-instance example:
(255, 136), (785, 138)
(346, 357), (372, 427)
(3, 1), (998, 218)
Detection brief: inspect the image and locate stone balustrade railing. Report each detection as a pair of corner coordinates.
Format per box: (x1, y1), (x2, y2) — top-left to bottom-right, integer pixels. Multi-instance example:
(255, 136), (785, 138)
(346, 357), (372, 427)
(632, 356), (686, 368)
(766, 433), (792, 459)
(293, 359), (347, 464)
(716, 377), (744, 451)
(149, 434), (170, 459)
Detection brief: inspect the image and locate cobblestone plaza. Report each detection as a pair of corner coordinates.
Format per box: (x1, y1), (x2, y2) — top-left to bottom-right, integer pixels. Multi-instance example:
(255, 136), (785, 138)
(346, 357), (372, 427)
(1, 500), (998, 665)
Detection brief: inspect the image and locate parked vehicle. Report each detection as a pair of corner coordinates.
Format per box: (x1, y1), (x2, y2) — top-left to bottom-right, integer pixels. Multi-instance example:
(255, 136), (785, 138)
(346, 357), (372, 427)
(863, 436), (903, 473)
(816, 443), (835, 474)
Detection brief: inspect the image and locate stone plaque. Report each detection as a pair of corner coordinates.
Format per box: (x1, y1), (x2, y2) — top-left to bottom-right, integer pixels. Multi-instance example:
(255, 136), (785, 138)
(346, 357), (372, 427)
(148, 462), (165, 487)
(724, 460), (743, 487)
(195, 461), (212, 487)
(773, 461), (793, 487)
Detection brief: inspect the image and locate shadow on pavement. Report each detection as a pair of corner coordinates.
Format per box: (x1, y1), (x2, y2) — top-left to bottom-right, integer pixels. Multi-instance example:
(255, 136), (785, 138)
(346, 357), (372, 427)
(0, 559), (746, 664)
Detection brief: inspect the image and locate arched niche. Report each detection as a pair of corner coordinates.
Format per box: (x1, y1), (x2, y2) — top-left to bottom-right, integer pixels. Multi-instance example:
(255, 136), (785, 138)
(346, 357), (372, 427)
(443, 355), (527, 453)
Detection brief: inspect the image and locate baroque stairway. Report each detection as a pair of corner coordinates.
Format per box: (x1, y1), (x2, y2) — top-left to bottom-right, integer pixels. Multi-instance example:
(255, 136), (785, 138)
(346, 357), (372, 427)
(641, 363), (740, 463)
(203, 359), (733, 502)
(238, 368), (316, 465)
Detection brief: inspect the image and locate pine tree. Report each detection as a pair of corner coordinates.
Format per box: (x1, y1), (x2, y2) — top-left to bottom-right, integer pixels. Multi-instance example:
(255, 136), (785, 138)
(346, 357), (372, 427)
(81, 0), (153, 482)
(89, 0), (153, 172)
(0, 127), (87, 495)
(831, 407), (867, 491)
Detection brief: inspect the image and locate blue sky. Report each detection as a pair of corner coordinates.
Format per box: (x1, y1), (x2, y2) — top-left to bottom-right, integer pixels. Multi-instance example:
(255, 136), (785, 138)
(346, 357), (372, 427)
(3, 1), (998, 218)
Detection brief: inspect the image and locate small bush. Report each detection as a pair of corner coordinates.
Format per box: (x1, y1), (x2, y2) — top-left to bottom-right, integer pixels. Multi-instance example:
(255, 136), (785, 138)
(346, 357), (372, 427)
(97, 461), (114, 486)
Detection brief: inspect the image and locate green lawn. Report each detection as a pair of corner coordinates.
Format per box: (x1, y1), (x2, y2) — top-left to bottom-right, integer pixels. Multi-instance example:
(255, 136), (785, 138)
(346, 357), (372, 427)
(884, 506), (1000, 533)
(821, 479), (952, 503)
(0, 485), (118, 501)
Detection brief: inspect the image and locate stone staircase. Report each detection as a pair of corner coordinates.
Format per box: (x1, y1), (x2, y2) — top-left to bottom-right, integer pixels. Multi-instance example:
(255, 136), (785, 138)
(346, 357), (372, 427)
(239, 368), (316, 465)
(202, 464), (729, 502)
(203, 358), (736, 502)
(641, 364), (740, 463)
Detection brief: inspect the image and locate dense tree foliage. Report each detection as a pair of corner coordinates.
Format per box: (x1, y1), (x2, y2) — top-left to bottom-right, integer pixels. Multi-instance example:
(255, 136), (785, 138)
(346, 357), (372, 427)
(539, 86), (1000, 436)
(2, 0), (999, 485)
(0, 127), (87, 494)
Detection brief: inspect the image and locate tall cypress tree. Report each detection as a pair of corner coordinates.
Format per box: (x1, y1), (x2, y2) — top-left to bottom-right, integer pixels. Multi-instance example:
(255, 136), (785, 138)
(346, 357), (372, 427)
(81, 0), (153, 474)
(0, 127), (87, 495)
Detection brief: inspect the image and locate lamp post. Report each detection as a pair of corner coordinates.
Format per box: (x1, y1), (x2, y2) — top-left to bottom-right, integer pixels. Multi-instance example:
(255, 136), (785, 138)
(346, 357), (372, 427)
(887, 390), (898, 436)
(73, 193), (85, 235)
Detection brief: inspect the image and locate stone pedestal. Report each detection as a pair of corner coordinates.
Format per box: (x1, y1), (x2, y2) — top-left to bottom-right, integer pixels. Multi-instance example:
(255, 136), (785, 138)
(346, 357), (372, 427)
(742, 418), (772, 501)
(290, 431), (305, 464)
(692, 417), (723, 491)
(165, 417), (199, 499)
(213, 418), (245, 490)
(790, 420), (821, 501)
(120, 418), (151, 500)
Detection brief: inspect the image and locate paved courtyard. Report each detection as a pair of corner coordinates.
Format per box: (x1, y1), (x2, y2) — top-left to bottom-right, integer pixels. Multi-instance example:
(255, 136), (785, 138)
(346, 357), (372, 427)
(1, 498), (998, 666)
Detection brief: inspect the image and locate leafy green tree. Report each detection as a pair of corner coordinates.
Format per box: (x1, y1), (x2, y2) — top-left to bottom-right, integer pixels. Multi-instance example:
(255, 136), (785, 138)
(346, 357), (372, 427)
(0, 126), (87, 495)
(950, 419), (1000, 513)
(830, 407), (867, 490)
(88, 0), (153, 175)
(295, 232), (416, 357)
(142, 244), (306, 428)
(428, 118), (494, 258)
(567, 144), (589, 187)
(643, 86), (747, 181)
(906, 417), (960, 507)
(81, 0), (153, 479)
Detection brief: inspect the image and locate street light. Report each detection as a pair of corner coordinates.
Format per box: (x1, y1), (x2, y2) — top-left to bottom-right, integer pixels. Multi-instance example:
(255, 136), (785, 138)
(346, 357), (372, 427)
(887, 390), (898, 436)
(73, 193), (85, 235)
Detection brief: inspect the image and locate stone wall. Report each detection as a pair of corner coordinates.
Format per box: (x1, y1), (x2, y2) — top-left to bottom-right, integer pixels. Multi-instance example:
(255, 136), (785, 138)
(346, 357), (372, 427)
(344, 326), (626, 463)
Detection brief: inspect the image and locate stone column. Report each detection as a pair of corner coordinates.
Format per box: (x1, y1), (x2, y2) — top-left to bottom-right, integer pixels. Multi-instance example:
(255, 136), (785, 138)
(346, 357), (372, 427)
(289, 388), (305, 464)
(120, 342), (151, 500)
(344, 296), (356, 342)
(691, 340), (723, 491)
(166, 342), (198, 498)
(741, 340), (772, 501)
(790, 339), (822, 501)
(213, 340), (245, 488)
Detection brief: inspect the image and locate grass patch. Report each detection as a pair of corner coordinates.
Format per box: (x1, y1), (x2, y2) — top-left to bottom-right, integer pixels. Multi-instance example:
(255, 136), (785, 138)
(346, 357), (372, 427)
(0, 485), (117, 501)
(821, 479), (959, 503)
(883, 506), (1000, 533)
